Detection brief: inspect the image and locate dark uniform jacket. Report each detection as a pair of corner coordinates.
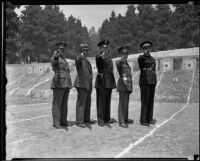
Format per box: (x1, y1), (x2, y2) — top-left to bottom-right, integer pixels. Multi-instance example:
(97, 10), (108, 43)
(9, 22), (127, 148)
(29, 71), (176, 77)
(50, 55), (72, 89)
(74, 55), (93, 90)
(138, 53), (157, 86)
(95, 53), (116, 88)
(116, 59), (133, 92)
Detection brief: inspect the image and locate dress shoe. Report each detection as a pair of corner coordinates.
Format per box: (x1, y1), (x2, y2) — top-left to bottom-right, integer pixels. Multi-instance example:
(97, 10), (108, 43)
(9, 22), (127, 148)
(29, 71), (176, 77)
(76, 123), (86, 128)
(150, 119), (157, 124)
(119, 123), (128, 128)
(84, 120), (96, 124)
(107, 118), (116, 124)
(140, 122), (150, 126)
(60, 122), (68, 127)
(98, 122), (105, 126)
(126, 119), (134, 124)
(53, 125), (62, 129)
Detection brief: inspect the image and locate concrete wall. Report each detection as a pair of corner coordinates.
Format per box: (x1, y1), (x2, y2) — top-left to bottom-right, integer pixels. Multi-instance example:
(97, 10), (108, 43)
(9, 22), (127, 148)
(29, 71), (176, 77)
(25, 63), (51, 74)
(25, 63), (50, 74)
(6, 57), (198, 77)
(6, 48), (199, 77)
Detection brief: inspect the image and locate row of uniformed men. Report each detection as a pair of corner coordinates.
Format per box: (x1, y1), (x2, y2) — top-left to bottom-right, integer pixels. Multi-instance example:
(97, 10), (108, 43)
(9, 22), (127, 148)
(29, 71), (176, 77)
(50, 40), (157, 129)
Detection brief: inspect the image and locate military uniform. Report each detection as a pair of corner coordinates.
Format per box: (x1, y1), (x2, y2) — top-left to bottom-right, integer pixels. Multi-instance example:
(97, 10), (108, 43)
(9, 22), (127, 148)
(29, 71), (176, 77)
(95, 40), (116, 125)
(138, 41), (157, 126)
(74, 44), (93, 126)
(50, 42), (72, 128)
(116, 46), (133, 128)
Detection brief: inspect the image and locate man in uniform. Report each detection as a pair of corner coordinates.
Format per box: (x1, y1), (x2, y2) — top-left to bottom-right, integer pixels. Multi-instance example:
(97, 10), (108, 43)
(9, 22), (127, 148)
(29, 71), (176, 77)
(116, 46), (133, 128)
(138, 41), (157, 126)
(50, 41), (72, 129)
(74, 43), (94, 128)
(95, 40), (116, 126)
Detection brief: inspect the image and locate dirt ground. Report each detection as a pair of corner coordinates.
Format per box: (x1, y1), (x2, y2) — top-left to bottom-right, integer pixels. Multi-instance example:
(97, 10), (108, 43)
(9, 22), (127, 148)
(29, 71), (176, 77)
(6, 97), (199, 159)
(5, 62), (199, 159)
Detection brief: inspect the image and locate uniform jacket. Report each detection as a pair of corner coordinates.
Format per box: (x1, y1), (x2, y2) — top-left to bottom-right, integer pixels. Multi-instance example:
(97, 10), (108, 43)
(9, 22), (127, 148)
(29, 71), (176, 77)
(50, 55), (72, 89)
(138, 53), (157, 86)
(74, 55), (93, 90)
(116, 59), (133, 92)
(95, 53), (116, 89)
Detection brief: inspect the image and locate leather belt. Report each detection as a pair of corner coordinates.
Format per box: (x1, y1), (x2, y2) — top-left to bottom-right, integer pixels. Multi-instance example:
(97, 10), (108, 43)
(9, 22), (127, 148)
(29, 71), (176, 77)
(98, 71), (112, 74)
(54, 70), (65, 73)
(97, 72), (112, 76)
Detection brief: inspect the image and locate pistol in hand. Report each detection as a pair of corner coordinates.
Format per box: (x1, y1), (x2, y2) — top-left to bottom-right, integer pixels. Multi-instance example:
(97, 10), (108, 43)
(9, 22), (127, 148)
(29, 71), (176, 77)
(101, 51), (107, 59)
(53, 50), (60, 58)
(80, 52), (85, 59)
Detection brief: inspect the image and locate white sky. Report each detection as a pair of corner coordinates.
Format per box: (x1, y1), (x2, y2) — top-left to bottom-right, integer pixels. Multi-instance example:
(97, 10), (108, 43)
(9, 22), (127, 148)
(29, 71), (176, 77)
(15, 5), (130, 31)
(15, 5), (175, 31)
(60, 5), (129, 30)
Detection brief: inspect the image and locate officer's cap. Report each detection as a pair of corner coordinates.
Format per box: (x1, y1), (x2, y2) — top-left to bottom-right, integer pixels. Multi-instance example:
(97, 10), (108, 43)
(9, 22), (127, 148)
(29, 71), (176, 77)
(55, 41), (68, 48)
(80, 43), (89, 50)
(97, 40), (110, 48)
(118, 46), (129, 54)
(140, 41), (152, 49)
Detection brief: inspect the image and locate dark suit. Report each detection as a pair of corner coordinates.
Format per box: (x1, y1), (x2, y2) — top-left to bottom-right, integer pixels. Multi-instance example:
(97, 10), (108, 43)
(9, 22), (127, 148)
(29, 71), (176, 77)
(74, 55), (93, 123)
(50, 55), (72, 126)
(138, 52), (157, 124)
(95, 53), (116, 124)
(116, 59), (132, 123)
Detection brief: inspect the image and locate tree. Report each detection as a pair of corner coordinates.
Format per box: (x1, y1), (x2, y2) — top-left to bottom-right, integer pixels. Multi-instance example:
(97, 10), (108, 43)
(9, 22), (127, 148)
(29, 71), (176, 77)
(88, 26), (99, 57)
(42, 5), (68, 60)
(19, 5), (90, 61)
(154, 4), (174, 50)
(171, 3), (199, 48)
(65, 15), (90, 58)
(98, 3), (199, 55)
(123, 5), (140, 53)
(136, 4), (157, 52)
(20, 5), (46, 62)
(99, 11), (128, 57)
(5, 2), (20, 63)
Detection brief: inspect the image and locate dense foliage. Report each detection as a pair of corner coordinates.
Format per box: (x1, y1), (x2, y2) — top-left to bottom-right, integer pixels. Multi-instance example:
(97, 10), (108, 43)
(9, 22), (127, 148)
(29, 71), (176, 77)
(5, 3), (199, 63)
(6, 4), (91, 63)
(5, 2), (20, 63)
(99, 4), (199, 57)
(19, 5), (90, 62)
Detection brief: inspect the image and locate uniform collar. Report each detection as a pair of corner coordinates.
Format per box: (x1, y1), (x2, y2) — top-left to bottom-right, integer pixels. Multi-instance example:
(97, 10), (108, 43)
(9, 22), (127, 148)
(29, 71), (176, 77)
(122, 59), (128, 64)
(143, 52), (151, 57)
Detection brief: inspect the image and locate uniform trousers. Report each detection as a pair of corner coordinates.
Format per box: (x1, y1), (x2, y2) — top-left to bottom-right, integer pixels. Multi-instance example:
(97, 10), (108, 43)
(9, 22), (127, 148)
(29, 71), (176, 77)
(52, 88), (70, 126)
(118, 92), (131, 123)
(140, 84), (156, 123)
(96, 87), (112, 123)
(76, 85), (92, 123)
